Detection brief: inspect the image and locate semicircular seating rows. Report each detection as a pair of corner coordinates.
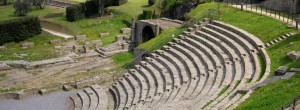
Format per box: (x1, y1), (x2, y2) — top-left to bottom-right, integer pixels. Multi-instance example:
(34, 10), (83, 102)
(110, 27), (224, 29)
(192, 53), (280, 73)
(69, 19), (270, 110)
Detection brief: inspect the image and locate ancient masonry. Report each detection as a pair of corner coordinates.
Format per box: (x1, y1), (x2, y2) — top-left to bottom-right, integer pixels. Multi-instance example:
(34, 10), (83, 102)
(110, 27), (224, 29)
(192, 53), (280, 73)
(96, 18), (183, 58)
(69, 19), (271, 110)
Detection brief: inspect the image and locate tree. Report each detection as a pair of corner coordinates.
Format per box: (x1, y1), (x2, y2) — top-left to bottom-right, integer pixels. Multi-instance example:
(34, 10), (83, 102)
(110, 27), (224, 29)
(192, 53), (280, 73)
(30, 0), (47, 9)
(13, 0), (31, 16)
(0, 0), (8, 5)
(99, 0), (105, 16)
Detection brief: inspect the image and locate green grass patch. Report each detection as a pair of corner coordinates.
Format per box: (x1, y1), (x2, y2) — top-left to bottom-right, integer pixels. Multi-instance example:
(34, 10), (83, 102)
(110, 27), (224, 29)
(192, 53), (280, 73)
(189, 3), (298, 43)
(0, 5), (65, 21)
(218, 85), (229, 97)
(137, 27), (185, 52)
(187, 2), (218, 19)
(218, 5), (298, 43)
(202, 100), (214, 109)
(235, 73), (300, 110)
(0, 87), (23, 94)
(108, 0), (148, 17)
(257, 54), (266, 81)
(112, 52), (134, 67)
(0, 74), (6, 81)
(267, 34), (300, 76)
(0, 31), (64, 61)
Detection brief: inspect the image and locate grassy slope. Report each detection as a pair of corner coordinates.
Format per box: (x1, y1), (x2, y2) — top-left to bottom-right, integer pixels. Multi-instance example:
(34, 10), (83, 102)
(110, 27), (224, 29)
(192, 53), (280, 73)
(235, 73), (300, 110)
(188, 3), (298, 43)
(219, 6), (298, 43)
(267, 34), (300, 75)
(108, 0), (148, 17)
(137, 28), (185, 51)
(0, 31), (64, 61)
(0, 6), (65, 61)
(0, 5), (65, 21)
(46, 0), (148, 46)
(112, 52), (134, 67)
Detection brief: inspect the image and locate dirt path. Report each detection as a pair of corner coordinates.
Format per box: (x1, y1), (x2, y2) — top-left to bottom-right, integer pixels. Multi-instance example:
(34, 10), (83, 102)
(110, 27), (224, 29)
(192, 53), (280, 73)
(42, 28), (74, 39)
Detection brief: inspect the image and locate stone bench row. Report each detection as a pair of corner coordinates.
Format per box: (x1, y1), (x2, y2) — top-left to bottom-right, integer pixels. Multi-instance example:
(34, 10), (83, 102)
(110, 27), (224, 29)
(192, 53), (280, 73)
(70, 85), (107, 110)
(108, 20), (269, 110)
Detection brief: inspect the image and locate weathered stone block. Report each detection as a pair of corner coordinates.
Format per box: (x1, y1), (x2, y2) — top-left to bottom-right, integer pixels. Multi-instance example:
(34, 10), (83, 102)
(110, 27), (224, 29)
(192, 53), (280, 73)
(275, 66), (289, 76)
(290, 68), (300, 72)
(63, 85), (71, 91)
(38, 89), (48, 95)
(287, 51), (300, 61)
(121, 28), (131, 34)
(99, 33), (109, 37)
(49, 39), (62, 45)
(0, 63), (11, 70)
(75, 35), (86, 41)
(0, 46), (6, 51)
(91, 40), (102, 48)
(21, 42), (34, 49)
(122, 43), (129, 50)
(116, 35), (124, 42)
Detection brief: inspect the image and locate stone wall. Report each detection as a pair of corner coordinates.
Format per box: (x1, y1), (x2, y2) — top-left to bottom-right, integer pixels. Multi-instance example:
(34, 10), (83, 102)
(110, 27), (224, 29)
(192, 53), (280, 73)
(0, 70), (126, 100)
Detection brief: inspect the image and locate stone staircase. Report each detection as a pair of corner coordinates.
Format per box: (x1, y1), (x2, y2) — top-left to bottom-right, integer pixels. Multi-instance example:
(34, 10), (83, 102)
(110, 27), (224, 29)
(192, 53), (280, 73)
(70, 85), (108, 110)
(96, 35), (132, 58)
(69, 19), (270, 110)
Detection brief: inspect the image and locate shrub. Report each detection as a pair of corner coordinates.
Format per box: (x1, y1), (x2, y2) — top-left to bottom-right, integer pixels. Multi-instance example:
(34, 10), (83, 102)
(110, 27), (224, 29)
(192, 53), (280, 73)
(85, 0), (99, 16)
(0, 16), (42, 45)
(105, 0), (127, 6)
(139, 9), (158, 20)
(66, 3), (85, 22)
(13, 0), (31, 16)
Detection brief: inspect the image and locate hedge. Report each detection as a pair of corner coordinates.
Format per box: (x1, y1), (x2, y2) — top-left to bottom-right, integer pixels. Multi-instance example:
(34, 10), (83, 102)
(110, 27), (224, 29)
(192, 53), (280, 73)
(0, 16), (42, 46)
(105, 0), (128, 6)
(66, 3), (85, 22)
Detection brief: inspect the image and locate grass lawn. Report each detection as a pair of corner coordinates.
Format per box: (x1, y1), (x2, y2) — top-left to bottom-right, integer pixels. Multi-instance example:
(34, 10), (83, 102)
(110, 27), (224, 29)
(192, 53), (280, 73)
(188, 3), (298, 43)
(0, 5), (65, 21)
(137, 27), (185, 52)
(112, 52), (134, 67)
(108, 0), (148, 17)
(0, 31), (64, 61)
(266, 34), (300, 75)
(235, 73), (300, 110)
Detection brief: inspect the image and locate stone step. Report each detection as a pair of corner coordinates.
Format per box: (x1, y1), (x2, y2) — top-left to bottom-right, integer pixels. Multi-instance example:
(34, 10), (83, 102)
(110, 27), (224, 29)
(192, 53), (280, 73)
(123, 73), (140, 108)
(70, 95), (82, 110)
(118, 78), (133, 108)
(83, 88), (98, 110)
(212, 21), (265, 48)
(128, 69), (148, 102)
(91, 85), (108, 110)
(77, 91), (90, 110)
(134, 65), (156, 101)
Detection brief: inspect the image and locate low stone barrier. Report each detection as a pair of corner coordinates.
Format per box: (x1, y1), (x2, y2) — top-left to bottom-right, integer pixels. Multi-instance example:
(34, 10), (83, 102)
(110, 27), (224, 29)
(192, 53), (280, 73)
(0, 70), (126, 100)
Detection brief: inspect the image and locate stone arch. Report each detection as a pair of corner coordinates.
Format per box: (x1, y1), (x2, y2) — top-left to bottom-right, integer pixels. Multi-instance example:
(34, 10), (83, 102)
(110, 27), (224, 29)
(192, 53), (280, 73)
(142, 26), (155, 43)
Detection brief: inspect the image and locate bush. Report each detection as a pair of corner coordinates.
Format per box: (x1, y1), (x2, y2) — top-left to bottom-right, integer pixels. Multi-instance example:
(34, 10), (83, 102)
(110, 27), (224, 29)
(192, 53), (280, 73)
(13, 0), (31, 16)
(66, 3), (85, 22)
(85, 0), (99, 17)
(105, 0), (128, 6)
(139, 9), (159, 19)
(0, 16), (42, 45)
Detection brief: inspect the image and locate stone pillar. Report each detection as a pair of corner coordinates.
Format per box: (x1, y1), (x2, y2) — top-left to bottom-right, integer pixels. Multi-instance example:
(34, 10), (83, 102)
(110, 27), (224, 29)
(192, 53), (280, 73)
(155, 23), (160, 37)
(131, 17), (136, 43)
(296, 16), (300, 30)
(122, 43), (129, 50)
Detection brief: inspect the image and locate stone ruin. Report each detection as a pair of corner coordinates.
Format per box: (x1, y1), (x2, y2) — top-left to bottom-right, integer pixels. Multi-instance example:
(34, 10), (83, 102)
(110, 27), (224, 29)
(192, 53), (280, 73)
(287, 51), (300, 61)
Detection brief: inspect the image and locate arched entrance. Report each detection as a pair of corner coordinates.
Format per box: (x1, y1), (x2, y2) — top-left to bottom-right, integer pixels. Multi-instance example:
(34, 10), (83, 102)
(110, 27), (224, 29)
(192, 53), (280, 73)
(142, 26), (155, 43)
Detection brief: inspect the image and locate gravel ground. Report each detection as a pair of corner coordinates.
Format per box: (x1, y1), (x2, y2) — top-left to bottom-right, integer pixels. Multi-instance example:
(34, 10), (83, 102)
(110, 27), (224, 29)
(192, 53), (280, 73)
(0, 90), (79, 110)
